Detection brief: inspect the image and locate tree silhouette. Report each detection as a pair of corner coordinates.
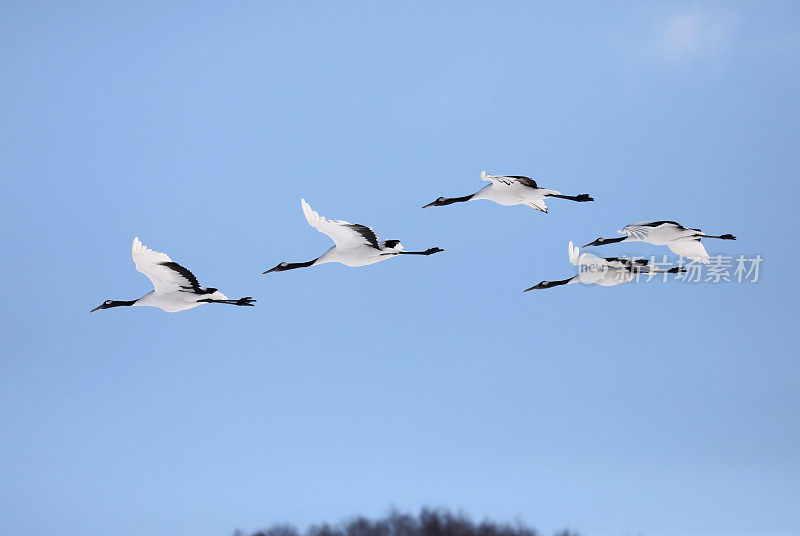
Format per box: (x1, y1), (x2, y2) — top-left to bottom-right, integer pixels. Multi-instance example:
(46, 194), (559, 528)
(245, 508), (583, 536)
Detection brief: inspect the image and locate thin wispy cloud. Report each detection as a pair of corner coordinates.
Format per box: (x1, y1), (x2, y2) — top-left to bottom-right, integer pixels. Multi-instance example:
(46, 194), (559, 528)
(653, 7), (737, 61)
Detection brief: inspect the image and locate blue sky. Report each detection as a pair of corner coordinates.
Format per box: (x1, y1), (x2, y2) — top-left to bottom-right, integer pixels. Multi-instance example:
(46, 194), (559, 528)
(1, 2), (798, 536)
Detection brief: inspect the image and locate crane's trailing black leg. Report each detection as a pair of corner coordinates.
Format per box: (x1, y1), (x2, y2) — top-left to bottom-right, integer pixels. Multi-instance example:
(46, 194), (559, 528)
(199, 297), (256, 306)
(647, 267), (686, 274)
(549, 193), (594, 202)
(701, 234), (737, 240)
(397, 247), (444, 255)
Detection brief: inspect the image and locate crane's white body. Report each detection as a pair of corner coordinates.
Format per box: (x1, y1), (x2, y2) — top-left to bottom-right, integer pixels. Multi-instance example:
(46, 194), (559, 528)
(130, 238), (229, 312)
(568, 242), (638, 287)
(424, 171), (592, 212)
(301, 199), (406, 267)
(619, 221), (711, 264)
(474, 171), (562, 212)
(571, 241), (686, 288)
(265, 199), (441, 275)
(130, 289), (226, 313)
(90, 237), (238, 313)
(314, 242), (402, 267)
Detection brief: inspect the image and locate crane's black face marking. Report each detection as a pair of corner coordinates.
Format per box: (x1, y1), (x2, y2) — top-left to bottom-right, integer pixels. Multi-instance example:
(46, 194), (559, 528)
(523, 278), (573, 292)
(262, 259), (316, 274)
(421, 194), (474, 208)
(583, 236), (626, 247)
(524, 281), (552, 291)
(422, 197), (447, 208)
(90, 299), (136, 312)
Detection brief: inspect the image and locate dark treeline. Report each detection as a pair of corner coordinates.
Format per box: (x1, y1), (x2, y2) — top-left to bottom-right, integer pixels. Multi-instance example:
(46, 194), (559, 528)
(238, 508), (583, 536)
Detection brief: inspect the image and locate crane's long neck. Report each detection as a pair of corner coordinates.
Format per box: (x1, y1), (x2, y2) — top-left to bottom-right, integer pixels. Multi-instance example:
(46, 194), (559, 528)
(440, 194), (474, 205)
(284, 259), (317, 270)
(264, 258), (319, 274)
(111, 299), (137, 308)
(602, 236), (627, 244)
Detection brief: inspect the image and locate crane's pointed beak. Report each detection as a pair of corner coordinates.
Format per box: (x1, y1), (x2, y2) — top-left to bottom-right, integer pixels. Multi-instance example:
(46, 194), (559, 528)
(90, 304), (103, 313)
(421, 201), (436, 209)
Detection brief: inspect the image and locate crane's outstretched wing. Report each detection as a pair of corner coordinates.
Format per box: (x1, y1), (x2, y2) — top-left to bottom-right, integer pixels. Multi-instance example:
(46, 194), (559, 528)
(620, 221), (699, 241)
(131, 237), (205, 293)
(481, 170), (539, 188)
(619, 222), (658, 240)
(668, 239), (710, 264)
(301, 199), (380, 249)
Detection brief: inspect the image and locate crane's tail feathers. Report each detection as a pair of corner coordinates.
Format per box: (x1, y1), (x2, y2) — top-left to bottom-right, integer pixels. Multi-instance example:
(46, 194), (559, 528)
(527, 200), (548, 212)
(568, 241), (580, 266)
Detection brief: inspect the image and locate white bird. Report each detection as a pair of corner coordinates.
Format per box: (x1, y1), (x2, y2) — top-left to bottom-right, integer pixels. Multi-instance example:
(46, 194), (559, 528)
(91, 237), (256, 313)
(583, 221), (736, 264)
(263, 199), (444, 274)
(524, 242), (685, 291)
(422, 170), (594, 213)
